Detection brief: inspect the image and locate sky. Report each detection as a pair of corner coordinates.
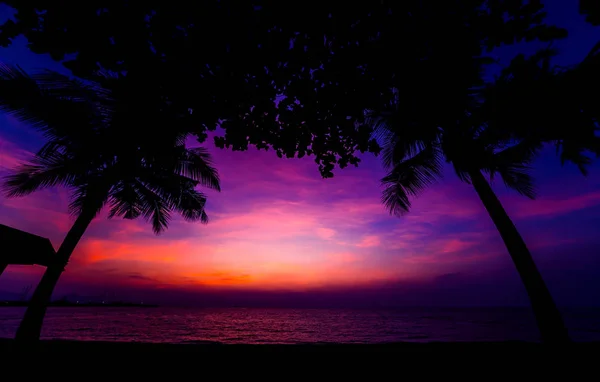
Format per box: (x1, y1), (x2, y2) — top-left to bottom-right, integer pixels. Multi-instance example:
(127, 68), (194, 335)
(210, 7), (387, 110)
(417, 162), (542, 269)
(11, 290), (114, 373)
(0, 1), (600, 308)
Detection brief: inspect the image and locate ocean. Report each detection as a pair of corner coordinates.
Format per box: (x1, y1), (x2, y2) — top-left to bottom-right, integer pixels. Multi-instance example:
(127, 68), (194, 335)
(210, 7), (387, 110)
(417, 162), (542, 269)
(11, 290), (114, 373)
(1, 307), (599, 343)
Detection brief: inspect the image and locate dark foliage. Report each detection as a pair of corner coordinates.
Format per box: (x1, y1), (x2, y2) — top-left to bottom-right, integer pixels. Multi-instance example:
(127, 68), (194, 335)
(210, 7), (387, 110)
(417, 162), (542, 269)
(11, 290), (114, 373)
(0, 64), (220, 234)
(0, 0), (567, 177)
(480, 47), (600, 175)
(580, 0), (600, 26)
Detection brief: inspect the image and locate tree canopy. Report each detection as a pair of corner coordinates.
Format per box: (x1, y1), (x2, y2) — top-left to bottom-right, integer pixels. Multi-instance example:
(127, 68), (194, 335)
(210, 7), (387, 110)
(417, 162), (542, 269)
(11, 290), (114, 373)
(0, 64), (221, 233)
(478, 46), (600, 175)
(581, 0), (600, 26)
(0, 1), (568, 176)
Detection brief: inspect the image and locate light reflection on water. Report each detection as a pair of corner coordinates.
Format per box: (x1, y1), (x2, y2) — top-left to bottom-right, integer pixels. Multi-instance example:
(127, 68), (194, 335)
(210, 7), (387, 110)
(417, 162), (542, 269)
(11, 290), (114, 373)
(1, 307), (599, 344)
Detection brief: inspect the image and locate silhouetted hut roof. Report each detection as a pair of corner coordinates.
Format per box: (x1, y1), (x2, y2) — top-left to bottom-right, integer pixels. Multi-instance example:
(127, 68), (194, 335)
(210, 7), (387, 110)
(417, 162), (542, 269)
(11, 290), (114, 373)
(0, 224), (56, 266)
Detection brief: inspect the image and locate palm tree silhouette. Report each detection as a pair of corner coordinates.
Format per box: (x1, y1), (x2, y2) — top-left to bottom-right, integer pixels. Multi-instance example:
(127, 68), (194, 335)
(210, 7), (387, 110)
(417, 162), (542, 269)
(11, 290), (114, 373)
(369, 40), (600, 345)
(369, 97), (570, 343)
(0, 64), (221, 342)
(482, 47), (600, 172)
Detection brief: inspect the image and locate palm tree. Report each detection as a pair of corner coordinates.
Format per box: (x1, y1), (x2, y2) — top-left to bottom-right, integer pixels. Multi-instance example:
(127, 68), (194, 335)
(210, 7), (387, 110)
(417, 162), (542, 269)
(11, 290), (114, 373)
(482, 47), (600, 172)
(0, 64), (221, 342)
(369, 99), (571, 343)
(369, 40), (600, 344)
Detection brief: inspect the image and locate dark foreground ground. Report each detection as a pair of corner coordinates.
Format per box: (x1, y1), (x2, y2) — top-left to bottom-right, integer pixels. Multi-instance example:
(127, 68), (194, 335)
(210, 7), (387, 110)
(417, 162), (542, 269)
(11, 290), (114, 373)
(1, 339), (597, 375)
(3, 338), (600, 352)
(2, 338), (600, 354)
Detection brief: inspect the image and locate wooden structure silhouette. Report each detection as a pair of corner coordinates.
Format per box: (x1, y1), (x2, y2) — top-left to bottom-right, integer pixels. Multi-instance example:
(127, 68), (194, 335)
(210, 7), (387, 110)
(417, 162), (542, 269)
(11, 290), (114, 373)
(0, 224), (56, 277)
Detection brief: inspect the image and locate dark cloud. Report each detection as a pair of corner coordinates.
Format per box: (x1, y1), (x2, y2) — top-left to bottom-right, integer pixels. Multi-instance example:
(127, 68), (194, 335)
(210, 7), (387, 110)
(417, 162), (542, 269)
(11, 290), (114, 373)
(35, 248), (600, 308)
(127, 273), (157, 282)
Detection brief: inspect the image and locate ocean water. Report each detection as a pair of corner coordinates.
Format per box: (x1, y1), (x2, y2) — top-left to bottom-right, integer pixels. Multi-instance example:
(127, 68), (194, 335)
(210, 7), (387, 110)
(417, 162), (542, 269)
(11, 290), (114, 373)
(0, 307), (599, 344)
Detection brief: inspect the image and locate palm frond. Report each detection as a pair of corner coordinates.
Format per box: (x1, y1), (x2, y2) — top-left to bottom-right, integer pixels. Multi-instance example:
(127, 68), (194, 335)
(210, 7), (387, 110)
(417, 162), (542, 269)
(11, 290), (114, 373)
(2, 151), (76, 197)
(32, 69), (112, 103)
(380, 145), (443, 216)
(0, 63), (108, 144)
(0, 63), (34, 83)
(451, 162), (472, 184)
(133, 180), (173, 234)
(483, 140), (540, 199)
(175, 147), (221, 191)
(368, 111), (437, 169)
(439, 128), (478, 184)
(489, 139), (541, 169)
(107, 182), (143, 220)
(496, 164), (536, 199)
(177, 189), (209, 223)
(559, 143), (595, 176)
(33, 69), (114, 127)
(128, 161), (211, 226)
(68, 180), (112, 218)
(173, 132), (189, 148)
(134, 166), (196, 205)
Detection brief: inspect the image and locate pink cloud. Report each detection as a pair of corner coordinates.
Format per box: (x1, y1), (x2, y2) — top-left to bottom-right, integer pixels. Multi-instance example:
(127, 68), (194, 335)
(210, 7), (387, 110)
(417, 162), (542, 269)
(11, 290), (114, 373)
(439, 238), (475, 254)
(356, 235), (381, 248)
(316, 227), (336, 239)
(508, 191), (600, 219)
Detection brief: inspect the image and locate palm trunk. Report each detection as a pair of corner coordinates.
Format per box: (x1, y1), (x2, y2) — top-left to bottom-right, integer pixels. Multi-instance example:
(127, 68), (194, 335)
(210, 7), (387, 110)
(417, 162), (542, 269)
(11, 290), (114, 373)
(15, 209), (96, 343)
(469, 169), (570, 344)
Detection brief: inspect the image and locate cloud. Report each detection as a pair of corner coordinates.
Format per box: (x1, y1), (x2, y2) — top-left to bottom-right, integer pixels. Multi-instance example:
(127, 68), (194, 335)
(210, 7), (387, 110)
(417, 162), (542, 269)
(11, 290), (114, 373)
(127, 272), (159, 282)
(316, 227), (336, 239)
(355, 235), (381, 248)
(2, 128), (600, 304)
(509, 191), (600, 219)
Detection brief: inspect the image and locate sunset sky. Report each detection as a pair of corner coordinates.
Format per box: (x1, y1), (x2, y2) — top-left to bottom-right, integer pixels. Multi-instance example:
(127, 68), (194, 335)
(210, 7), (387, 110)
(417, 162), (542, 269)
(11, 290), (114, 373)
(1, 1), (600, 307)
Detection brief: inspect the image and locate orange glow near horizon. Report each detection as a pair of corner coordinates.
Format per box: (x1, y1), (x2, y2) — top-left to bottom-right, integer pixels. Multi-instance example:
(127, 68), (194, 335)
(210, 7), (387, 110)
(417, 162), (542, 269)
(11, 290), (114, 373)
(2, 129), (600, 298)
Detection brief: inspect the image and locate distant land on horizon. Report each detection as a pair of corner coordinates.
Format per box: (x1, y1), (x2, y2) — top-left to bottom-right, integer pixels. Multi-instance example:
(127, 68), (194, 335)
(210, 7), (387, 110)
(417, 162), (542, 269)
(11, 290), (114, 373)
(0, 300), (158, 308)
